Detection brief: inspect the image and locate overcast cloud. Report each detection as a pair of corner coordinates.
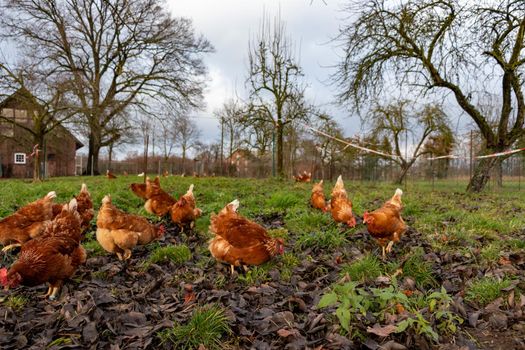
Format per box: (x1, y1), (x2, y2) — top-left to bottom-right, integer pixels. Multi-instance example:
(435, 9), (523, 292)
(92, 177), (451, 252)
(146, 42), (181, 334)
(166, 0), (361, 146)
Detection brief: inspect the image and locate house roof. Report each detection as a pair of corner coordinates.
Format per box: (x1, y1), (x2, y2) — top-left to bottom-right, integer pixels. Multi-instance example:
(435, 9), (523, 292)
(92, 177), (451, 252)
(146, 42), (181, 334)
(0, 88), (83, 149)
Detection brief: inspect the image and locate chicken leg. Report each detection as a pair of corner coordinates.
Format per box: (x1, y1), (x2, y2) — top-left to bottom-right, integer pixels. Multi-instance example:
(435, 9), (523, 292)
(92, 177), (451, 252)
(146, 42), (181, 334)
(2, 243), (22, 252)
(386, 240), (394, 254)
(49, 287), (60, 300)
(123, 249), (132, 260)
(41, 284), (53, 298)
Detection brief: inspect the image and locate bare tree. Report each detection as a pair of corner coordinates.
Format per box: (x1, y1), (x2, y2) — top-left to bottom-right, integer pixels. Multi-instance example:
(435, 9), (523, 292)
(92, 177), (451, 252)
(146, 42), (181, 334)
(334, 0), (525, 192)
(174, 115), (201, 174)
(247, 11), (310, 178)
(2, 0), (213, 175)
(214, 99), (246, 175)
(367, 100), (452, 184)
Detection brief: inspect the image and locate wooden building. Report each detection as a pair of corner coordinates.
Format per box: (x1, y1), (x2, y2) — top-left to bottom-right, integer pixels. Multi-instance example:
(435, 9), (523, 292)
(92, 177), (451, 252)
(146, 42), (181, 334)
(0, 90), (83, 178)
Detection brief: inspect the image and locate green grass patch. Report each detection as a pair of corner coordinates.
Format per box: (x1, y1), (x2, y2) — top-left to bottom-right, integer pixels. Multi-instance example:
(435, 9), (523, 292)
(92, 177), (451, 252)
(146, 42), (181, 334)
(465, 277), (512, 306)
(295, 226), (347, 251)
(3, 295), (28, 311)
(158, 304), (231, 350)
(266, 192), (301, 210)
(148, 244), (192, 265)
(340, 254), (382, 282)
(238, 265), (271, 285)
(279, 252), (300, 282)
(402, 248), (438, 289)
(83, 239), (106, 257)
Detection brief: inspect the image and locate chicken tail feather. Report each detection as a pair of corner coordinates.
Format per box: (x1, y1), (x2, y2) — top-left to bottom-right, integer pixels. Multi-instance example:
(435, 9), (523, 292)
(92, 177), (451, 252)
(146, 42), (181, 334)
(46, 191), (57, 200)
(102, 195), (111, 205)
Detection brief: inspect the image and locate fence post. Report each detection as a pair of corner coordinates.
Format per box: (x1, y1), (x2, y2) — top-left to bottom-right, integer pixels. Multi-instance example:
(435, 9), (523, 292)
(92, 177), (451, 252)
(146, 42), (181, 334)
(469, 130), (473, 180)
(91, 155), (94, 176)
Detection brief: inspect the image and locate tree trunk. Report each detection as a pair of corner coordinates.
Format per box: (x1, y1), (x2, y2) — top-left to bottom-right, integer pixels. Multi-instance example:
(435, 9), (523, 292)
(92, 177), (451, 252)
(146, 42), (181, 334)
(220, 119), (224, 176)
(494, 158), (503, 188)
(276, 121), (284, 178)
(108, 144), (113, 170)
(32, 135), (44, 181)
(182, 147), (186, 174)
(395, 164), (410, 184)
(86, 131), (101, 175)
(466, 157), (498, 192)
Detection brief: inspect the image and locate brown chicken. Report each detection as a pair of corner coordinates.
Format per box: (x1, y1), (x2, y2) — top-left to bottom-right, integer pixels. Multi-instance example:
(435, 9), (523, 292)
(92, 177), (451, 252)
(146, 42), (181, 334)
(209, 199), (284, 274)
(330, 175), (356, 227)
(52, 184), (94, 234)
(106, 170), (117, 179)
(130, 182), (148, 200)
(96, 195), (164, 260)
(0, 198), (86, 300)
(363, 188), (407, 259)
(170, 184), (202, 231)
(75, 184), (94, 233)
(144, 176), (176, 217)
(163, 170), (169, 177)
(310, 180), (329, 212)
(0, 191), (57, 252)
(294, 171), (312, 183)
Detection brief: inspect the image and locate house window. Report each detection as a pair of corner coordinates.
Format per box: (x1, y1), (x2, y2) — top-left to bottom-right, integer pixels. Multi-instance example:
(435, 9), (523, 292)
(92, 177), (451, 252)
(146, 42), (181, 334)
(14, 153), (26, 164)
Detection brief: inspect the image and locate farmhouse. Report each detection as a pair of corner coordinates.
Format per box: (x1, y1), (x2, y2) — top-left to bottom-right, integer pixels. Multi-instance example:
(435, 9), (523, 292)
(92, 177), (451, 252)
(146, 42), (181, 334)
(0, 89), (83, 178)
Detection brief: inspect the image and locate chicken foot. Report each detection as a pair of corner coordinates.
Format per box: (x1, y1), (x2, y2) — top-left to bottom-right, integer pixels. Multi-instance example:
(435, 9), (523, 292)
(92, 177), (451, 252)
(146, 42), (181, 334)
(41, 285), (53, 298)
(386, 240), (394, 254)
(2, 243), (22, 252)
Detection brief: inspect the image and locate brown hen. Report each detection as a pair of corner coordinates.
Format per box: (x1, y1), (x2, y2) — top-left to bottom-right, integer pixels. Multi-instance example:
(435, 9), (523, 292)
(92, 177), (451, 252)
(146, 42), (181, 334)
(310, 180), (329, 212)
(0, 191), (57, 252)
(363, 188), (407, 258)
(209, 199), (284, 274)
(170, 184), (202, 231)
(0, 198), (86, 300)
(330, 175), (356, 227)
(96, 195), (164, 260)
(144, 176), (176, 217)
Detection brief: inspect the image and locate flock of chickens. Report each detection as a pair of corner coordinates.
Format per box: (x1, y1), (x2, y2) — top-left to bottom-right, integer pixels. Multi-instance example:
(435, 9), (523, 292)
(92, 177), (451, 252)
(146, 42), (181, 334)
(0, 175), (406, 300)
(311, 175), (407, 258)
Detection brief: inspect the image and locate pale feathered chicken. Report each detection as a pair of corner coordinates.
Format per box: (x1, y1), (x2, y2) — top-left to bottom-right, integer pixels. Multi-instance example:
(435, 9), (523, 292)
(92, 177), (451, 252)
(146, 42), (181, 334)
(330, 175), (356, 227)
(96, 195), (164, 260)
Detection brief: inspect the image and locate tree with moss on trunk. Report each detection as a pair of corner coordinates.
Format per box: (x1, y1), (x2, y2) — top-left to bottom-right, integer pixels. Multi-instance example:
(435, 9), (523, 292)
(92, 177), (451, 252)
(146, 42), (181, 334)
(366, 99), (452, 184)
(334, 0), (525, 192)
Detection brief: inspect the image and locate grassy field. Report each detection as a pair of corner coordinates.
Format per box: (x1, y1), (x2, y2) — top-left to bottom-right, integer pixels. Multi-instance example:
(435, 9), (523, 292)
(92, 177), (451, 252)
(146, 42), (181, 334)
(0, 175), (524, 349)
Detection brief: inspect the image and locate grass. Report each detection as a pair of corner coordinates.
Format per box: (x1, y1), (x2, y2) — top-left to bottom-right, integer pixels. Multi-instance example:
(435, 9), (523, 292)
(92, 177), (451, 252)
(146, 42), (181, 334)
(83, 238), (106, 257)
(402, 247), (438, 289)
(340, 254), (382, 282)
(158, 304), (231, 350)
(465, 276), (513, 306)
(295, 226), (348, 250)
(3, 295), (28, 311)
(1, 176), (525, 346)
(147, 244), (192, 265)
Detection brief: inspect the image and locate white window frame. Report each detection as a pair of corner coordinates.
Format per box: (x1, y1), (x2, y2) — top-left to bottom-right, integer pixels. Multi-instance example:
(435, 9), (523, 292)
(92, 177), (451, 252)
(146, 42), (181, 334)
(14, 153), (26, 164)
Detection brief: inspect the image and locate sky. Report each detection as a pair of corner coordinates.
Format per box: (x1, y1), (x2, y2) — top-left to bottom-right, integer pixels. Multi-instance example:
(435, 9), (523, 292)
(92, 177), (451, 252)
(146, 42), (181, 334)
(165, 0), (359, 146)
